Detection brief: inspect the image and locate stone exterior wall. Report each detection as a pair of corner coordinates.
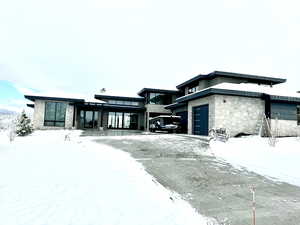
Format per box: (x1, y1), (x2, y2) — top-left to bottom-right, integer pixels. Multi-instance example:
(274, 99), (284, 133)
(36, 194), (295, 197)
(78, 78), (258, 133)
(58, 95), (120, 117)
(65, 104), (74, 129)
(270, 119), (300, 137)
(214, 95), (264, 137)
(187, 96), (215, 134)
(183, 94), (299, 137)
(32, 100), (74, 130)
(32, 100), (45, 129)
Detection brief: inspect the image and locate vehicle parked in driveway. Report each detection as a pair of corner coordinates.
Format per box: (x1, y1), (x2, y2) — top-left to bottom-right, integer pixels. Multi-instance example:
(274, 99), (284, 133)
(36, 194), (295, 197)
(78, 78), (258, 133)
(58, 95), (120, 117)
(149, 115), (182, 133)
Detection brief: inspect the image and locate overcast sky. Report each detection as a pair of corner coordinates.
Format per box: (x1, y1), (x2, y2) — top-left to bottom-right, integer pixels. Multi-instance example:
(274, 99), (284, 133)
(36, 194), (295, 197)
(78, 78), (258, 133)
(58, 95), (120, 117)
(1, 0), (300, 111)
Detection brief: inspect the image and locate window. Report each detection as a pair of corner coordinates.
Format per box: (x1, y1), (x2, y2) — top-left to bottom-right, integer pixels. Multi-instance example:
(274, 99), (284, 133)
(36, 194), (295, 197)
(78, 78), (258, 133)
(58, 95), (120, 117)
(148, 93), (172, 105)
(44, 102), (67, 127)
(108, 100), (139, 106)
(297, 106), (300, 125)
(188, 86), (197, 94)
(108, 112), (138, 129)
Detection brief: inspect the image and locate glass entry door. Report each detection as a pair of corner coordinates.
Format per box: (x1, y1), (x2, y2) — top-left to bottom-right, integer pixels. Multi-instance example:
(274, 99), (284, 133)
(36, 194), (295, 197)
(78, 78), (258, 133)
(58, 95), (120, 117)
(80, 110), (99, 128)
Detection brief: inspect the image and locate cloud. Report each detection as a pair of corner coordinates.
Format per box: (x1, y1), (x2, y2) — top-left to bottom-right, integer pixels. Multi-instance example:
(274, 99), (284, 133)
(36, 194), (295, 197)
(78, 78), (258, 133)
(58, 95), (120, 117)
(0, 0), (300, 98)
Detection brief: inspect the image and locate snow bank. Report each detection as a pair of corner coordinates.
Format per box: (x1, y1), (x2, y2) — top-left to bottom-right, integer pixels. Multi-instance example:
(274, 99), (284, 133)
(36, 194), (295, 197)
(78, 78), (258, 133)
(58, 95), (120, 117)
(0, 130), (213, 225)
(209, 136), (300, 187)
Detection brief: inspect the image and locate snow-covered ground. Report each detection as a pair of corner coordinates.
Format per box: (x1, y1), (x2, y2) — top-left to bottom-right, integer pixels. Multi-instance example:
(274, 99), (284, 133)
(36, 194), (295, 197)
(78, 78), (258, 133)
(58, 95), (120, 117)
(209, 136), (300, 187)
(0, 130), (213, 225)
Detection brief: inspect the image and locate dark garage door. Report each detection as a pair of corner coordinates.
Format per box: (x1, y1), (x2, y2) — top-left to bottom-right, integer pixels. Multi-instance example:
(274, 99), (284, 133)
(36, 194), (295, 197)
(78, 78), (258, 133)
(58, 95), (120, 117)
(193, 104), (209, 135)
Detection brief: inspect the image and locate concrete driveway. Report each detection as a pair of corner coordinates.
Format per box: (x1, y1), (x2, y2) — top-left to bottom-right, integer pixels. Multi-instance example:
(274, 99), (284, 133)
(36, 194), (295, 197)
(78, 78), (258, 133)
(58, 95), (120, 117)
(93, 133), (300, 225)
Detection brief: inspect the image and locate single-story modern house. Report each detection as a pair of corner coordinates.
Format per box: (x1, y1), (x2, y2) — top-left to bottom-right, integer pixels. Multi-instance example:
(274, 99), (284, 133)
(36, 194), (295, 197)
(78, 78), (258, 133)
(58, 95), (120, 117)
(25, 71), (300, 137)
(25, 88), (180, 131)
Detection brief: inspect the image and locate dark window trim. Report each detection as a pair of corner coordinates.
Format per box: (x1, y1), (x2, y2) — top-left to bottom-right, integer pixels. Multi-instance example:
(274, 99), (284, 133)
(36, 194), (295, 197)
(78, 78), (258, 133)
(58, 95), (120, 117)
(188, 85), (197, 94)
(44, 102), (67, 127)
(148, 92), (173, 105)
(297, 106), (300, 125)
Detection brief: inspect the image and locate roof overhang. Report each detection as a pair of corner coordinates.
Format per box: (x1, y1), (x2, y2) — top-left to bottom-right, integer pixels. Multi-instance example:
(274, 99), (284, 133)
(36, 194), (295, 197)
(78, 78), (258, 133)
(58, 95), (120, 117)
(95, 94), (144, 102)
(164, 102), (187, 110)
(137, 88), (179, 97)
(176, 71), (286, 89)
(24, 95), (85, 103)
(26, 104), (34, 108)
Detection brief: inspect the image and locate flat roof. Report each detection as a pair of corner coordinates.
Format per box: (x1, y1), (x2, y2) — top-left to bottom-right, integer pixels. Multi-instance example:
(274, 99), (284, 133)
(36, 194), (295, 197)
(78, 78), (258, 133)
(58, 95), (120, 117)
(137, 88), (180, 97)
(176, 71), (286, 89)
(24, 95), (85, 103)
(95, 94), (144, 102)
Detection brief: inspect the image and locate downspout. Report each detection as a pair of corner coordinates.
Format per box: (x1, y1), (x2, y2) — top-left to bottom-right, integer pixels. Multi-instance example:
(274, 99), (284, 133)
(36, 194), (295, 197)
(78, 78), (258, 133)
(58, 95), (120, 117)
(262, 94), (271, 119)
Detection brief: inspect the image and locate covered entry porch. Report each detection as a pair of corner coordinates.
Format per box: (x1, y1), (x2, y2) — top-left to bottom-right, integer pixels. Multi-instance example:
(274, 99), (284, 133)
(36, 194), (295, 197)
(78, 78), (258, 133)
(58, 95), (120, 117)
(74, 102), (145, 130)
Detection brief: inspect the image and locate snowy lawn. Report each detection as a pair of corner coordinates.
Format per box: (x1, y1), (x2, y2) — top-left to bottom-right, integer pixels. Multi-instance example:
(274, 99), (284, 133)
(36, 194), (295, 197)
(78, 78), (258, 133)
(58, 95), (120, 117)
(209, 136), (300, 187)
(0, 130), (213, 225)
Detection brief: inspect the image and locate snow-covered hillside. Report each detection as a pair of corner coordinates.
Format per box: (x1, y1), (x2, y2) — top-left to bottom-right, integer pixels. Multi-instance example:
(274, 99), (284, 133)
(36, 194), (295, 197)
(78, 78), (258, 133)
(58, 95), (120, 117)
(0, 130), (213, 225)
(0, 113), (17, 131)
(209, 136), (300, 187)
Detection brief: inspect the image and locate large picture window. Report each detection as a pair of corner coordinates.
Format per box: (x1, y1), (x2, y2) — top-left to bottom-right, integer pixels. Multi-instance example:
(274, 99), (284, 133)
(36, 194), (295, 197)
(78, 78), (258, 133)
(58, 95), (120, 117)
(148, 93), (172, 105)
(297, 106), (300, 125)
(44, 102), (67, 127)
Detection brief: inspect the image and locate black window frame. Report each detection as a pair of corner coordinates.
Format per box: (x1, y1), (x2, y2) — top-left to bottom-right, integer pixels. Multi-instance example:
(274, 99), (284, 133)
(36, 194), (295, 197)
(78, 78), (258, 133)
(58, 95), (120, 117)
(297, 106), (300, 125)
(188, 85), (197, 94)
(44, 102), (67, 127)
(148, 92), (173, 105)
(107, 100), (139, 106)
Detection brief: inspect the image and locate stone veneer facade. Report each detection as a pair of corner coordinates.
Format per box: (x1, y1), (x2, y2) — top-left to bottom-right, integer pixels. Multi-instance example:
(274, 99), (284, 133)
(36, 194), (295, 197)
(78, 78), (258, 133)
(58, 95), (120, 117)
(187, 95), (265, 137)
(270, 119), (300, 137)
(214, 95), (264, 137)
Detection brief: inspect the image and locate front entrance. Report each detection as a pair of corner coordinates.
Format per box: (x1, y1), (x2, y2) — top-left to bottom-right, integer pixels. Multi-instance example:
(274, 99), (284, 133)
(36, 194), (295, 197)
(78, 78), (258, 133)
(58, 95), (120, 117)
(193, 104), (209, 135)
(80, 110), (99, 128)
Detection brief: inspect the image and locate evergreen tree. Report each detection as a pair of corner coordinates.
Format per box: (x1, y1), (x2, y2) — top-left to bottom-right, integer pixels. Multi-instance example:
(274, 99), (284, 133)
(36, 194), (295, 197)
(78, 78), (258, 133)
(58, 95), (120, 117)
(16, 110), (33, 136)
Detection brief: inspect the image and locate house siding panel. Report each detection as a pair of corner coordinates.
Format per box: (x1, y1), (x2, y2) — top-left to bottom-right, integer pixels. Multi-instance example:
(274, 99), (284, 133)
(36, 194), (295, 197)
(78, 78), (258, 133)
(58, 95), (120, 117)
(271, 102), (297, 121)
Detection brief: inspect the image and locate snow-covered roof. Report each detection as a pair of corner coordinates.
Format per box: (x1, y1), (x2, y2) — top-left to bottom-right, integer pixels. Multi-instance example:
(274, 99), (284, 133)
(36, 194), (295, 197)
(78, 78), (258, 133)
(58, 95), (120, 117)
(177, 82), (300, 103)
(176, 71), (286, 89)
(212, 83), (300, 99)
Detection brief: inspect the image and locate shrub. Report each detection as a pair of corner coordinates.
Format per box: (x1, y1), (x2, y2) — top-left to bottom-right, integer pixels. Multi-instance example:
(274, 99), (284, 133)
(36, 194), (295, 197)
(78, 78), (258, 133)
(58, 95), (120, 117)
(16, 110), (33, 136)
